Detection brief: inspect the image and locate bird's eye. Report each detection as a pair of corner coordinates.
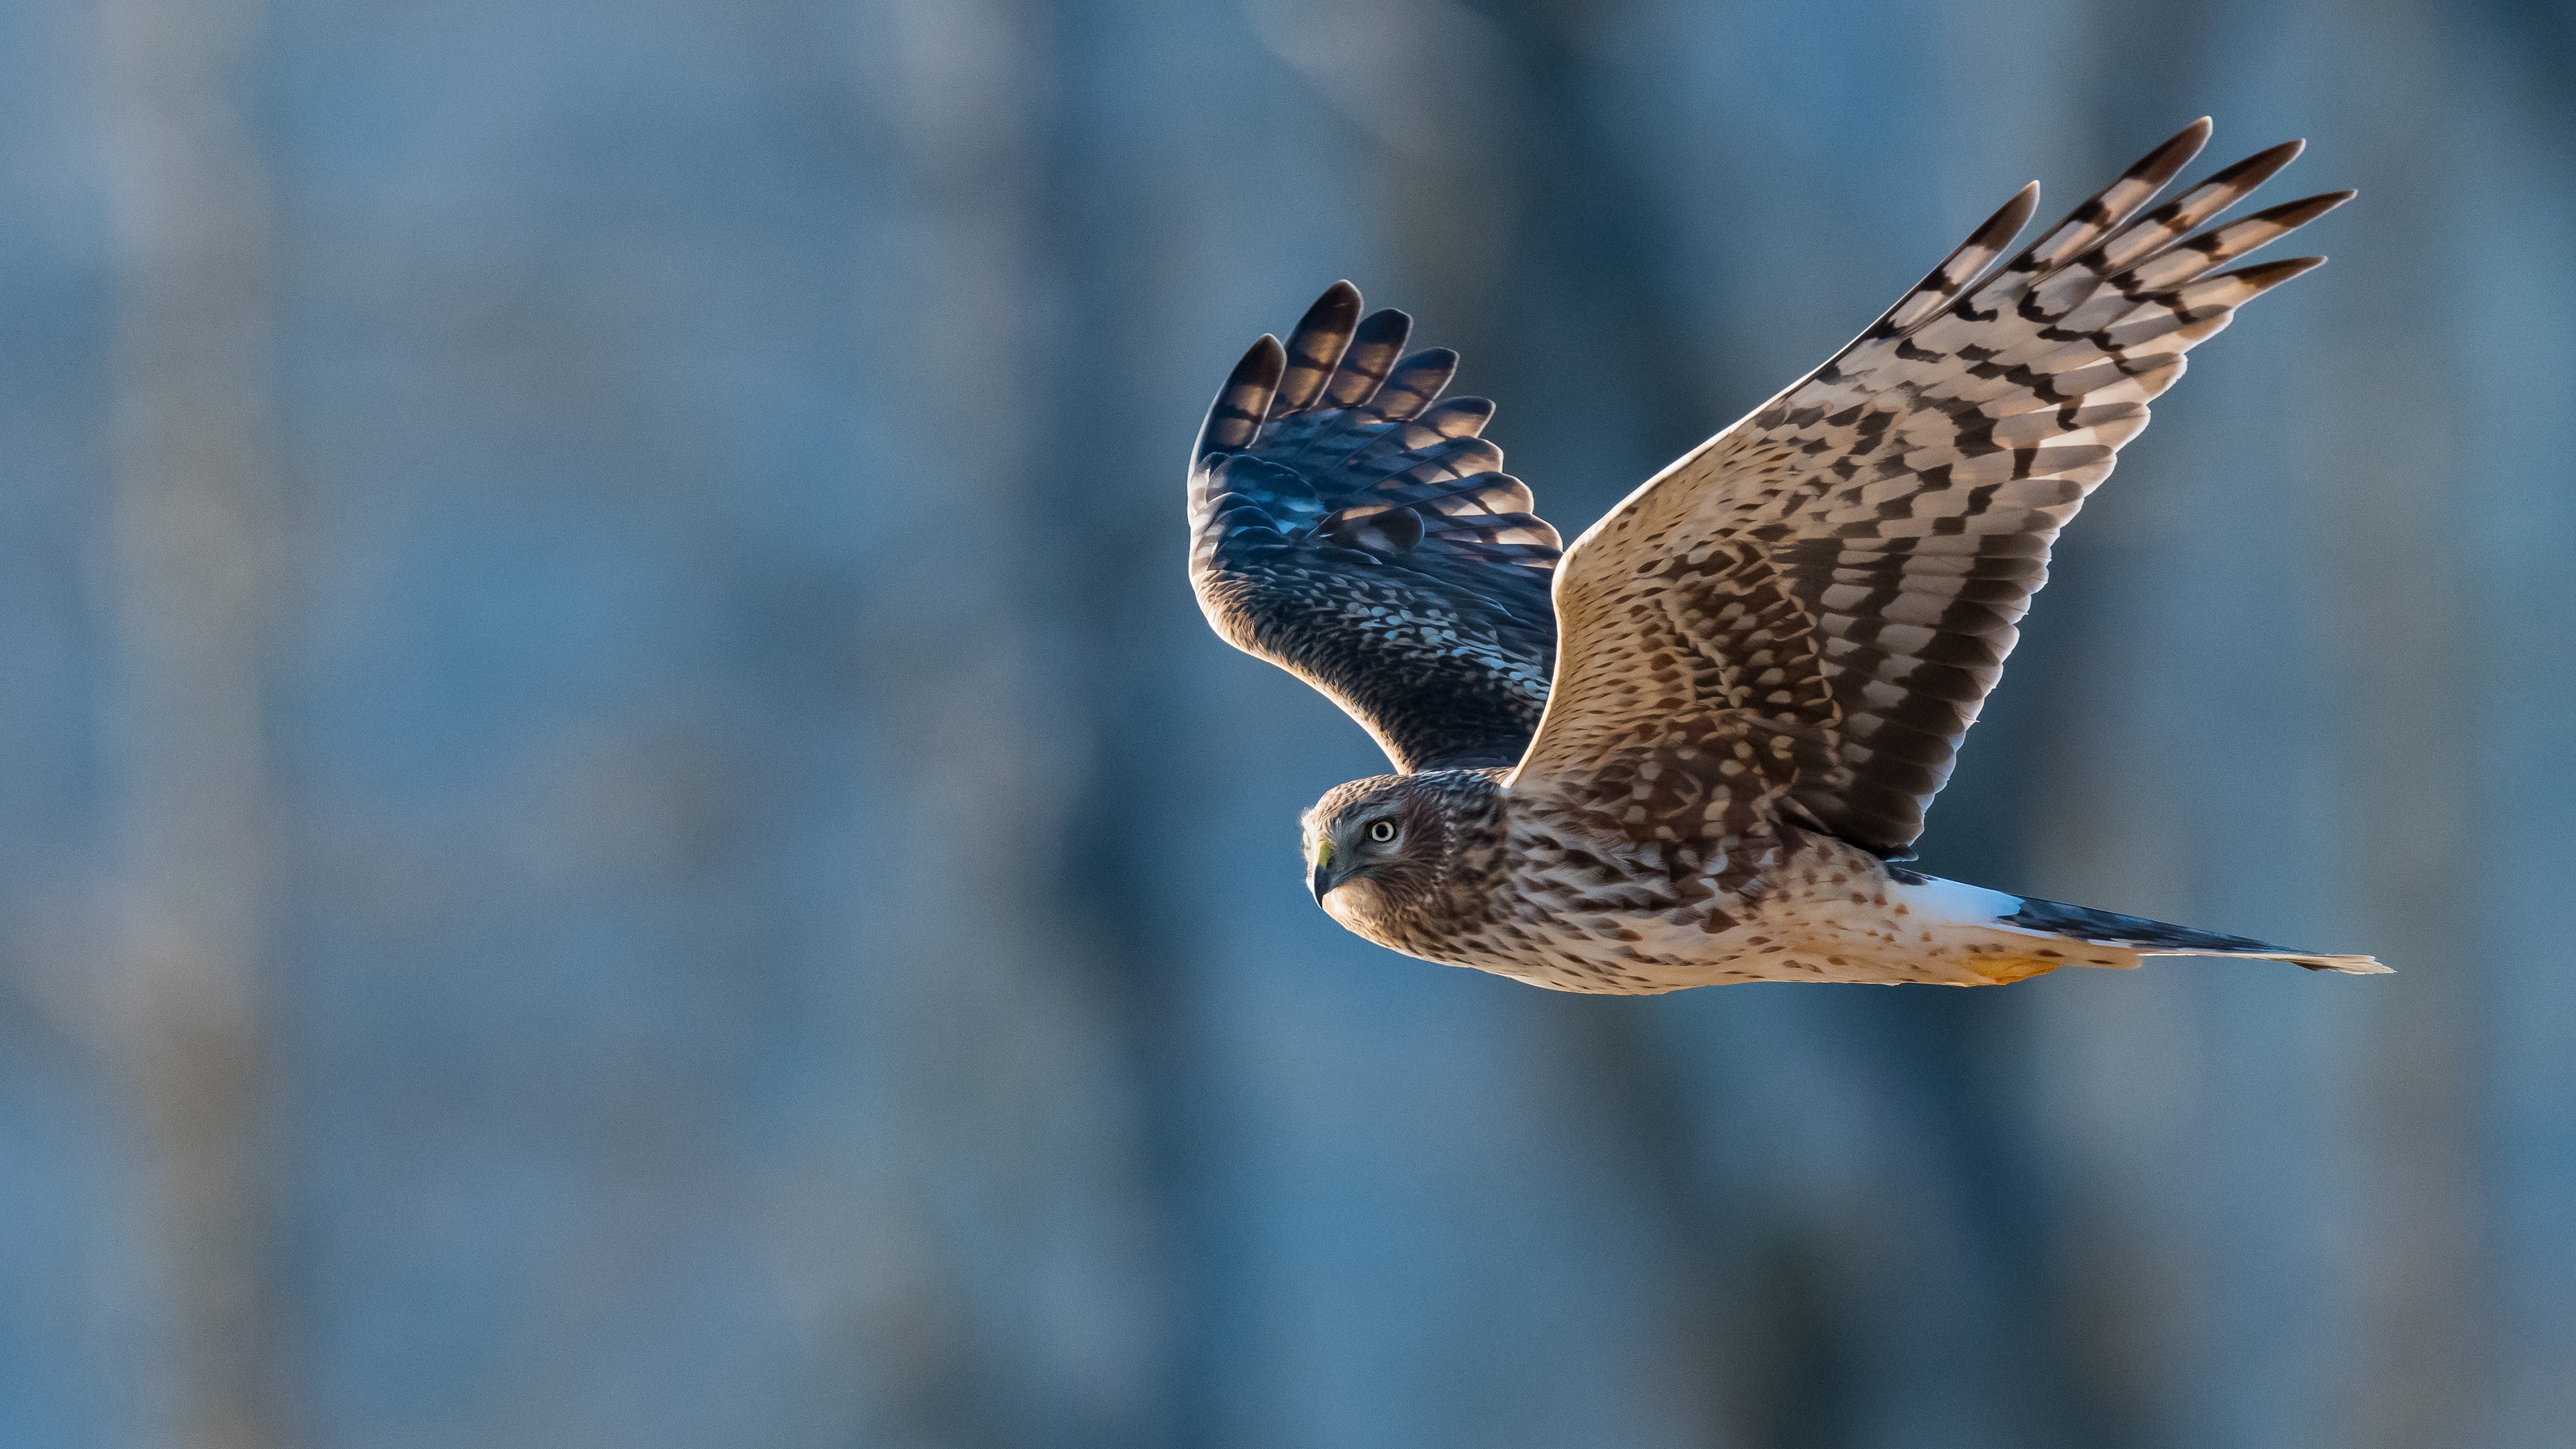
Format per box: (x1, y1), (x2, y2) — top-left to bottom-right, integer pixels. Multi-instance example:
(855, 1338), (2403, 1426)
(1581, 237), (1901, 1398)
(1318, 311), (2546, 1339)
(1366, 819), (1397, 844)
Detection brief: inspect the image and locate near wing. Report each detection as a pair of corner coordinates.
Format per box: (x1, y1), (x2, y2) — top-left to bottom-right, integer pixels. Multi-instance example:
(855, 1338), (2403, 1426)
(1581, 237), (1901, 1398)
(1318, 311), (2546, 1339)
(1513, 120), (2351, 855)
(1190, 282), (1564, 771)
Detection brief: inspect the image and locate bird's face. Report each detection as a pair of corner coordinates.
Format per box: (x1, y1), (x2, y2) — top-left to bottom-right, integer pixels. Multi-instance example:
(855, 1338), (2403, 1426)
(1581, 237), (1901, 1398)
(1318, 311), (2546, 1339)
(1301, 776), (1444, 926)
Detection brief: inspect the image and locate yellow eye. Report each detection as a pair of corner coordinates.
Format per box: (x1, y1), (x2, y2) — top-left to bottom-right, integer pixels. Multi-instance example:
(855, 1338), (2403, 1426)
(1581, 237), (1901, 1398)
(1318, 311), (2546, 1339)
(1366, 819), (1397, 844)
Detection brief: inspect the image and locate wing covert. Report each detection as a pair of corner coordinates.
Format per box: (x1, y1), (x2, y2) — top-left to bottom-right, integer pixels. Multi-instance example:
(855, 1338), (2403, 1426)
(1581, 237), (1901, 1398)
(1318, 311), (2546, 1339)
(1515, 121), (2350, 855)
(1189, 283), (1565, 771)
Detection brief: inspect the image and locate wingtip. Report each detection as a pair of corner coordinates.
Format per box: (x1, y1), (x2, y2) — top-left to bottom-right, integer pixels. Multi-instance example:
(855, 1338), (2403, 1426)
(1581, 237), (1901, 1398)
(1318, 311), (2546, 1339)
(1988, 180), (2042, 235)
(1195, 332), (1289, 465)
(1992, 182), (2041, 243)
(1296, 281), (1364, 329)
(2235, 254), (2329, 284)
(1236, 332), (1286, 376)
(2176, 137), (2311, 204)
(2296, 954), (2392, 975)
(2144, 117), (2215, 174)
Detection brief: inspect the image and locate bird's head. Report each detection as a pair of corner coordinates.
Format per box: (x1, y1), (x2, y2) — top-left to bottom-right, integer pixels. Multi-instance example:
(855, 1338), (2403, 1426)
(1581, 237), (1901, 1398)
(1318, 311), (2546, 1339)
(1299, 770), (1505, 932)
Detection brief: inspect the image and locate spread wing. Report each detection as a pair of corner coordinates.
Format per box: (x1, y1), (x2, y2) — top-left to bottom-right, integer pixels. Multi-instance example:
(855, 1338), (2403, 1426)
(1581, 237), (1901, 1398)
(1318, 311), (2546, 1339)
(1189, 282), (1565, 771)
(1513, 120), (2351, 856)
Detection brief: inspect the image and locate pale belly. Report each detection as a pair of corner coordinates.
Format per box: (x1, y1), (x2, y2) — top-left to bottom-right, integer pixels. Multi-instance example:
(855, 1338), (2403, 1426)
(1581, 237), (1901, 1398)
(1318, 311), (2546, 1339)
(1426, 869), (2138, 994)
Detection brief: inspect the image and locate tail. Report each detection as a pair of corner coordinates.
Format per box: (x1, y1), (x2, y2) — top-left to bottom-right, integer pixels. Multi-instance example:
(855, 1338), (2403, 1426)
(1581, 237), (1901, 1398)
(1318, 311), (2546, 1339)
(2000, 894), (2390, 975)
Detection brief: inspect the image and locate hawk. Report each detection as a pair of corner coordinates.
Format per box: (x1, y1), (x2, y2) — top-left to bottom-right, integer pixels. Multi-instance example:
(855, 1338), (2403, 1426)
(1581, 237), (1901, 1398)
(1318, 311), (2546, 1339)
(1187, 120), (2386, 991)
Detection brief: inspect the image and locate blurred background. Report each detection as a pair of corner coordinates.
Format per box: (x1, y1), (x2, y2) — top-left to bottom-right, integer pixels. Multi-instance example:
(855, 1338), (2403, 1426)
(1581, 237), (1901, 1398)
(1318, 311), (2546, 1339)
(0, 0), (2569, 1446)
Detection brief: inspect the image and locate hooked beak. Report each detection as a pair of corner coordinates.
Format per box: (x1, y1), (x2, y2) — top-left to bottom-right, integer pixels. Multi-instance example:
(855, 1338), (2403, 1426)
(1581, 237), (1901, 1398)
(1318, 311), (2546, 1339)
(1308, 842), (1339, 903)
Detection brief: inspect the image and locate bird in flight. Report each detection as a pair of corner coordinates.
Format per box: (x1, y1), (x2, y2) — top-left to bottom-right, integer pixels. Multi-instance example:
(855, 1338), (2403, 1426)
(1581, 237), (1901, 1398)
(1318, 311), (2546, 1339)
(1187, 120), (2385, 991)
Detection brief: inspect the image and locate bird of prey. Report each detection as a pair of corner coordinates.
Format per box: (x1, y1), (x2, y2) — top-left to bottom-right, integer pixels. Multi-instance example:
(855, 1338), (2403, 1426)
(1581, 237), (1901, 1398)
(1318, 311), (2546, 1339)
(1187, 120), (2386, 991)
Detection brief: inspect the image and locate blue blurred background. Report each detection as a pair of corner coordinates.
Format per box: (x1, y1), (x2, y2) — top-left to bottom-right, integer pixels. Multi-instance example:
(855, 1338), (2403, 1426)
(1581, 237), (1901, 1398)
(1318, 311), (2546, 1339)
(1, 0), (2571, 1445)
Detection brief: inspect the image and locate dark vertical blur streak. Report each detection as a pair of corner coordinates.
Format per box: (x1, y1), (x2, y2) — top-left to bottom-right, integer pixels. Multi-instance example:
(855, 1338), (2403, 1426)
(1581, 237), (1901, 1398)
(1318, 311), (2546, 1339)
(2309, 5), (2487, 1442)
(863, 13), (1044, 1434)
(860, 4), (1167, 1443)
(1032, 6), (1212, 1442)
(2454, 10), (2576, 1444)
(98, 0), (288, 1446)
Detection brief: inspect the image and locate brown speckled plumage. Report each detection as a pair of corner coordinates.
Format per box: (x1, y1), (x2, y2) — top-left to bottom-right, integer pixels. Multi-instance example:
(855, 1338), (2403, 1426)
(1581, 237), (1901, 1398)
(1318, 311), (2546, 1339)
(1202, 121), (2387, 991)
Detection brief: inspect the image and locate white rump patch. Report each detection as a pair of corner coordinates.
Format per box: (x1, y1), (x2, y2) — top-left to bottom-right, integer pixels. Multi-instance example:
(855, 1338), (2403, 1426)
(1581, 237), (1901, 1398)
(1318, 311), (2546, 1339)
(1889, 873), (2023, 928)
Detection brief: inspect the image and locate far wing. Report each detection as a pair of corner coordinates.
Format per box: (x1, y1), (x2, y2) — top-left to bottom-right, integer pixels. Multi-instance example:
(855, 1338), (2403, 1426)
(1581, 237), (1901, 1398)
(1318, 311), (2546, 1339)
(1191, 283), (1564, 771)
(1514, 121), (2349, 854)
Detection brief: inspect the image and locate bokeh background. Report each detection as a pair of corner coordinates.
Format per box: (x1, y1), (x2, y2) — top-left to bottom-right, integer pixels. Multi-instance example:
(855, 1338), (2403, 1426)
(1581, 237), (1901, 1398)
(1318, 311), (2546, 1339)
(1, 0), (2570, 1446)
